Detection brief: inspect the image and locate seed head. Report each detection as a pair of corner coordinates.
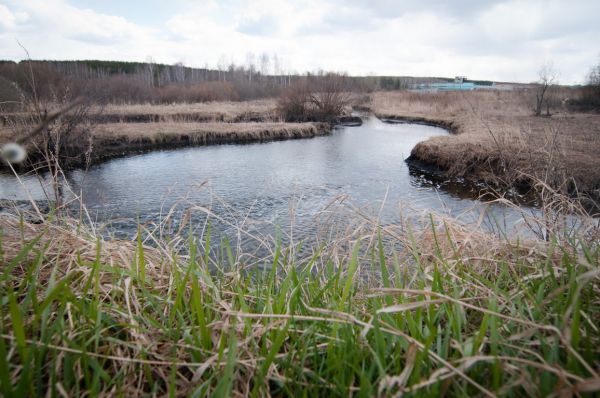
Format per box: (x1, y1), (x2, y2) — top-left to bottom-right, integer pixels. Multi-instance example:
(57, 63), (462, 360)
(0, 142), (27, 164)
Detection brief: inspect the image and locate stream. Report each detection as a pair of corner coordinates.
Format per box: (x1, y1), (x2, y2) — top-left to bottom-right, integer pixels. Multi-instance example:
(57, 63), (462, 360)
(0, 117), (535, 247)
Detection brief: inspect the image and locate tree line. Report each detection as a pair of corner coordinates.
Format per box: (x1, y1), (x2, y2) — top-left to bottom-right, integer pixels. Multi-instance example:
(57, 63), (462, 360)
(0, 59), (446, 107)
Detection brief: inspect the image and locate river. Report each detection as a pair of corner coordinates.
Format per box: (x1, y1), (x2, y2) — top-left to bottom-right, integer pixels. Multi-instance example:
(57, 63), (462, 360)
(0, 117), (532, 247)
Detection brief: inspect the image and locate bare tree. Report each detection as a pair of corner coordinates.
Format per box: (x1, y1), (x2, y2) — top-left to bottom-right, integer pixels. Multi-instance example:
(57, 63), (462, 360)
(173, 62), (185, 83)
(245, 52), (256, 82)
(585, 58), (600, 108)
(145, 56), (156, 88)
(1, 55), (92, 211)
(589, 60), (600, 86)
(217, 54), (228, 82)
(308, 73), (352, 121)
(534, 62), (558, 116)
(259, 52), (270, 77)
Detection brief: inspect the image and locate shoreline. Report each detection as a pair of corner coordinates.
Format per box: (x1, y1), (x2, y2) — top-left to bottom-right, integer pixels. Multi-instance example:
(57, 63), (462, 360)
(380, 112), (599, 206)
(376, 114), (459, 134)
(91, 121), (333, 162)
(2, 121), (333, 171)
(371, 91), (600, 207)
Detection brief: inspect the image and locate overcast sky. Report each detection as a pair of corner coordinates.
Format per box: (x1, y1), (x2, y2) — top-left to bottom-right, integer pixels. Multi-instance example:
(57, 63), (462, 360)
(0, 0), (598, 83)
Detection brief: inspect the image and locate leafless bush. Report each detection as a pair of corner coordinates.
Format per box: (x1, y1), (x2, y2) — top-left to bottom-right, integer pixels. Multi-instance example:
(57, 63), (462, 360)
(156, 82), (239, 103)
(77, 75), (152, 104)
(0, 60), (71, 105)
(277, 73), (352, 122)
(277, 80), (312, 122)
(589, 60), (600, 95)
(0, 76), (21, 112)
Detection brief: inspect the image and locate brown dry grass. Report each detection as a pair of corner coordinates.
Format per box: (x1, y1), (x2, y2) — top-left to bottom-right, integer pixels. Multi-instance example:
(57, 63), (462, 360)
(92, 99), (278, 123)
(2, 99), (279, 125)
(1, 121), (329, 168)
(93, 121), (326, 142)
(87, 121), (329, 160)
(371, 90), (600, 196)
(0, 99), (328, 168)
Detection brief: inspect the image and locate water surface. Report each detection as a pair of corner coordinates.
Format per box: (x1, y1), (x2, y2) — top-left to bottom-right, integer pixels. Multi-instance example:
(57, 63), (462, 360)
(1, 118), (528, 243)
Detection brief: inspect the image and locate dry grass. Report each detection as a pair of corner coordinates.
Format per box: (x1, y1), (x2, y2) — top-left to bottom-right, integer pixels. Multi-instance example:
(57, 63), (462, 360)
(1, 109), (329, 168)
(91, 99), (278, 123)
(371, 90), (600, 197)
(0, 199), (598, 396)
(2, 99), (279, 126)
(90, 122), (329, 156)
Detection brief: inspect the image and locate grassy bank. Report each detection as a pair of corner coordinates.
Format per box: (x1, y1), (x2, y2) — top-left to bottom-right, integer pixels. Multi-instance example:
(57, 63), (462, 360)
(89, 122), (329, 161)
(1, 121), (329, 169)
(371, 91), (600, 201)
(0, 209), (598, 396)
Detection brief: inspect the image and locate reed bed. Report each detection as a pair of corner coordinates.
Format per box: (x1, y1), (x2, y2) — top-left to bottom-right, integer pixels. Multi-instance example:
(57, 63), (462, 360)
(93, 122), (326, 141)
(0, 203), (598, 396)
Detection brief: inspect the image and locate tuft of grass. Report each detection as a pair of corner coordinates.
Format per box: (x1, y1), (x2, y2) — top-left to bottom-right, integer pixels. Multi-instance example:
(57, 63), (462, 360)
(0, 212), (599, 397)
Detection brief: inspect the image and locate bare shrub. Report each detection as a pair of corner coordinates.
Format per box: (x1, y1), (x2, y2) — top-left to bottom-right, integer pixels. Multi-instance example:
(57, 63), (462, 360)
(277, 73), (352, 122)
(0, 76), (21, 112)
(0, 61), (77, 111)
(589, 60), (600, 96)
(277, 80), (313, 122)
(156, 81), (239, 103)
(76, 75), (152, 104)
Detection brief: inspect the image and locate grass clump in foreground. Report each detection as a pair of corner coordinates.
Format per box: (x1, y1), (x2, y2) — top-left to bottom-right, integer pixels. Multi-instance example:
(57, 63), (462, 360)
(0, 212), (599, 397)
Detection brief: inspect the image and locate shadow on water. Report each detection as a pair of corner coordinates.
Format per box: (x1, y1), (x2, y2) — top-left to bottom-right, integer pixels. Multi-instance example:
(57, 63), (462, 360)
(406, 164), (540, 206)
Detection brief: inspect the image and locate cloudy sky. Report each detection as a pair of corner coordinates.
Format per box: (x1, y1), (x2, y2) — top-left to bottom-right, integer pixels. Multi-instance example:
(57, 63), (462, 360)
(0, 0), (598, 83)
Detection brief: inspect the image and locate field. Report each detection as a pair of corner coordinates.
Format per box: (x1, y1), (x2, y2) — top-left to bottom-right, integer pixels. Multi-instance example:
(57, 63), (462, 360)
(371, 90), (600, 203)
(90, 99), (278, 123)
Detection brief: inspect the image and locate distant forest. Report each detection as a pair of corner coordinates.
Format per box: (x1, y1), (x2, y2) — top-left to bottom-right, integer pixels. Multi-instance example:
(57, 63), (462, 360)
(0, 59), (470, 104)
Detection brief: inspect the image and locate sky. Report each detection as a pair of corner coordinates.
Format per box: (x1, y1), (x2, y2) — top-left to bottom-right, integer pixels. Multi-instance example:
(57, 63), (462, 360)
(0, 0), (598, 84)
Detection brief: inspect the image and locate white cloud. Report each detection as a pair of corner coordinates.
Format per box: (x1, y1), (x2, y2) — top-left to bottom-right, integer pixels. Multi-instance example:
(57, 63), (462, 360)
(0, 4), (28, 30)
(0, 0), (598, 83)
